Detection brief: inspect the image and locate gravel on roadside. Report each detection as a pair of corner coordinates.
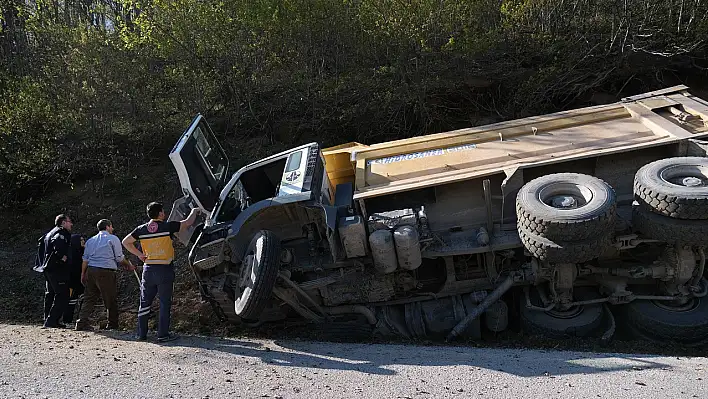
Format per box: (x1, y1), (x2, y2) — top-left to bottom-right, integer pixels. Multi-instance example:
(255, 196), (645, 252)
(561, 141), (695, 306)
(1, 323), (707, 399)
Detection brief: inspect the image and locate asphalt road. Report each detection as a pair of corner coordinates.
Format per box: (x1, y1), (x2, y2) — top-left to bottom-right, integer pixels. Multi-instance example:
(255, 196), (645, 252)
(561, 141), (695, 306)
(1, 324), (706, 399)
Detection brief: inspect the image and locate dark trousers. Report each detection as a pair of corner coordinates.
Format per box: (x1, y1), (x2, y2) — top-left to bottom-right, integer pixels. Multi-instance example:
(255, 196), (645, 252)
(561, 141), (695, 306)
(137, 265), (175, 339)
(63, 283), (85, 324)
(76, 267), (118, 329)
(44, 270), (69, 327)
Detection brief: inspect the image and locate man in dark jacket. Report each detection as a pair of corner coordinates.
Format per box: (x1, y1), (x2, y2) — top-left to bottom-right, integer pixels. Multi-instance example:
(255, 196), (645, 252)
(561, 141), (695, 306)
(39, 214), (74, 328)
(63, 234), (86, 324)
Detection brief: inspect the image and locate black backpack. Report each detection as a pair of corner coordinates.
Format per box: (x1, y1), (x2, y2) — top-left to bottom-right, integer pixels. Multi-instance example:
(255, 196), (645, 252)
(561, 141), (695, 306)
(33, 229), (56, 273)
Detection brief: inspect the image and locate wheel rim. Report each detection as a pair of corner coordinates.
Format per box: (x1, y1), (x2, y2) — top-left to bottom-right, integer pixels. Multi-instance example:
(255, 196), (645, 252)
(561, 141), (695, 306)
(651, 298), (700, 313)
(538, 182), (594, 210)
(239, 254), (255, 291)
(523, 289), (603, 337)
(546, 306), (584, 319)
(659, 164), (708, 188)
(235, 234), (264, 313)
(531, 287), (591, 320)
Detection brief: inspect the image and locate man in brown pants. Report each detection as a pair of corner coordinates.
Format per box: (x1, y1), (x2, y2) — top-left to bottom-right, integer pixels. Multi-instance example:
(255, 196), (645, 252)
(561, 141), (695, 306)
(75, 219), (134, 331)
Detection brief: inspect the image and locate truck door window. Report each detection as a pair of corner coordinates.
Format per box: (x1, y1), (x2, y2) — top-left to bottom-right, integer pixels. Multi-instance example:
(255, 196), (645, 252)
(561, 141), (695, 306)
(239, 159), (288, 202)
(216, 181), (245, 222)
(285, 151), (302, 172)
(194, 126), (227, 182)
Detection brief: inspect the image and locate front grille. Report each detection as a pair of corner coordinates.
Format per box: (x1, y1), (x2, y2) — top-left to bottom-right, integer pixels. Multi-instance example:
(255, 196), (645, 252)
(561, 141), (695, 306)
(303, 144), (322, 193)
(193, 255), (222, 270)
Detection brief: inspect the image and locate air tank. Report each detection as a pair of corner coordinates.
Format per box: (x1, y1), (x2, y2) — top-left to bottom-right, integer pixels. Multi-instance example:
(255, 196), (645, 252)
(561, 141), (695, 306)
(394, 225), (422, 270)
(369, 229), (398, 274)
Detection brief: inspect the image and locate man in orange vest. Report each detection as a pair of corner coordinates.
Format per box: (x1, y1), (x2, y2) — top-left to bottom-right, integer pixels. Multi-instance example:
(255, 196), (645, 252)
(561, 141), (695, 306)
(122, 202), (201, 342)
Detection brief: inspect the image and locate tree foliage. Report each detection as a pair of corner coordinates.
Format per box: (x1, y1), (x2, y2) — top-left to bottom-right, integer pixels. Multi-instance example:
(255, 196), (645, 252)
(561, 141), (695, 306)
(1, 0), (708, 209)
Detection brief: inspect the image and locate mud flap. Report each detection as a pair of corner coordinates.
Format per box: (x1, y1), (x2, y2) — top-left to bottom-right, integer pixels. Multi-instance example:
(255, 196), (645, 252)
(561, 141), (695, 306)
(685, 138), (708, 157)
(501, 166), (524, 224)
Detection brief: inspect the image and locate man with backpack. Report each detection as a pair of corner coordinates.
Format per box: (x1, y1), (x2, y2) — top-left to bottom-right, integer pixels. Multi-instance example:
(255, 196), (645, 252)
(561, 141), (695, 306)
(35, 214), (74, 328)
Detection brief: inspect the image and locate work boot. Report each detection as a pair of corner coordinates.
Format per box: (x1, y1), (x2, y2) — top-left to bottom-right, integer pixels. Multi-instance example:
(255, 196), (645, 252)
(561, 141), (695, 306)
(42, 322), (67, 329)
(157, 334), (179, 343)
(75, 324), (94, 332)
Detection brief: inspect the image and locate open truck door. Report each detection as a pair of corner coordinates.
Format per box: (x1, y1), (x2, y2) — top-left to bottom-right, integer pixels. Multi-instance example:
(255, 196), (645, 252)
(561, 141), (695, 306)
(168, 114), (230, 244)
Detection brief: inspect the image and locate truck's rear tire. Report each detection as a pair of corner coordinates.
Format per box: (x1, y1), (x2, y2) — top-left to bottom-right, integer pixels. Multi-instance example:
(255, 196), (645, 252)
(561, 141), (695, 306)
(632, 206), (708, 246)
(518, 227), (612, 263)
(234, 230), (281, 320)
(621, 296), (708, 346)
(634, 157), (708, 220)
(516, 173), (616, 241)
(520, 287), (604, 338)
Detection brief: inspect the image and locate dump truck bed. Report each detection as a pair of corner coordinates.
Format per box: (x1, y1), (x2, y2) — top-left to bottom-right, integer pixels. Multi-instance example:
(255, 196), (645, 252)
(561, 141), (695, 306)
(322, 85), (708, 199)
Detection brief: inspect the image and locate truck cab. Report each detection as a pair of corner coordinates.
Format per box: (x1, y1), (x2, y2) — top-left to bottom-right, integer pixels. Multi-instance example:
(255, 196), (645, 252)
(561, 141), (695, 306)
(168, 114), (336, 323)
(169, 115), (331, 243)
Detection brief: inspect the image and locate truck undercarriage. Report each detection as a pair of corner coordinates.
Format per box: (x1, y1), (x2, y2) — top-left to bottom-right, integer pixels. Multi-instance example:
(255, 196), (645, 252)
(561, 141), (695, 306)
(170, 85), (708, 344)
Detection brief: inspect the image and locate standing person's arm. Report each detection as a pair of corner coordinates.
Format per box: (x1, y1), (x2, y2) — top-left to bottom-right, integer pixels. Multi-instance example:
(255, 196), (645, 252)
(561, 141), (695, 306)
(81, 239), (91, 284)
(110, 235), (135, 271)
(52, 233), (70, 263)
(118, 258), (135, 271)
(80, 260), (89, 285)
(179, 208), (202, 233)
(122, 227), (146, 262)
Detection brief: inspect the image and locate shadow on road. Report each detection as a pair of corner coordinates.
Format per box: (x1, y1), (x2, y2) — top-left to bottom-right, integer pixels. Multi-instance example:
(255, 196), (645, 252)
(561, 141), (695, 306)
(97, 330), (678, 377)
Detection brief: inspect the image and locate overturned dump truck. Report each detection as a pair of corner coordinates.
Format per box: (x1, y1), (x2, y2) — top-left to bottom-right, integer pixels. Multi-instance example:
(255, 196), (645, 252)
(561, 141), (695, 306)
(169, 85), (708, 344)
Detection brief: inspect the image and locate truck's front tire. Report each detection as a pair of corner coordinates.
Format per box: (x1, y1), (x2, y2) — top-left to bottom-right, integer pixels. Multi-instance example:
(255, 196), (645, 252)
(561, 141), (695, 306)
(234, 230), (281, 320)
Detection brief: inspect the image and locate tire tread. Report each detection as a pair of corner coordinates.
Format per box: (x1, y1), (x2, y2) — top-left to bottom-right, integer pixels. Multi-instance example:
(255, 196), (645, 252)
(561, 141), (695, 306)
(517, 201), (616, 241)
(634, 157), (708, 220)
(518, 227), (612, 263)
(520, 288), (604, 338)
(622, 299), (708, 345)
(632, 206), (708, 246)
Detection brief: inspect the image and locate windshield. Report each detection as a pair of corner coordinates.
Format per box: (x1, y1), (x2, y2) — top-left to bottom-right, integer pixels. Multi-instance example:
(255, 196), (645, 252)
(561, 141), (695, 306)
(211, 146), (310, 222)
(215, 180), (247, 222)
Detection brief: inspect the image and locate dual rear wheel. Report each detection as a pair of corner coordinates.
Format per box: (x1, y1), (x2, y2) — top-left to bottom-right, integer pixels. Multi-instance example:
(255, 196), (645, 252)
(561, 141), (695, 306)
(628, 156), (708, 345)
(517, 157), (708, 344)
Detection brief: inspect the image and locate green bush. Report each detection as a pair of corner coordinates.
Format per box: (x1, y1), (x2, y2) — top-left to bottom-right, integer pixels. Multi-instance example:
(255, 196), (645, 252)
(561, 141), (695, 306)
(1, 0), (708, 210)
